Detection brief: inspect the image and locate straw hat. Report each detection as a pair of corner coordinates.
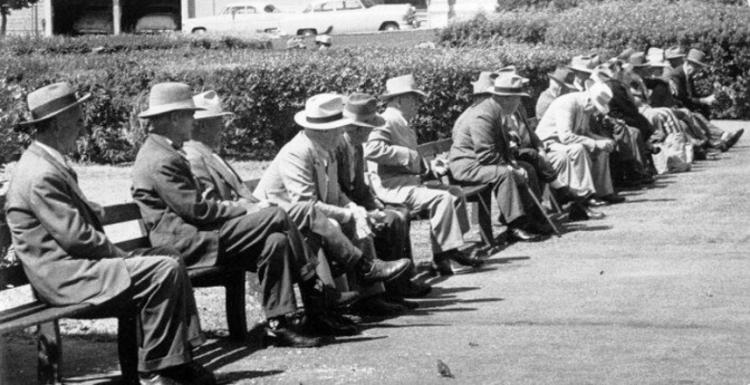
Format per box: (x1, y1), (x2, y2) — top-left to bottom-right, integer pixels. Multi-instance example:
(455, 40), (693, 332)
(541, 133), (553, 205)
(646, 48), (668, 67)
(665, 46), (686, 60)
(381, 74), (427, 100)
(193, 90), (234, 120)
(294, 93), (352, 130)
(19, 82), (91, 126)
(588, 82), (613, 115)
(686, 48), (708, 67)
(471, 71), (498, 96)
(547, 67), (575, 90)
(139, 82), (204, 118)
(569, 54), (600, 74)
(343, 93), (385, 128)
(486, 70), (530, 97)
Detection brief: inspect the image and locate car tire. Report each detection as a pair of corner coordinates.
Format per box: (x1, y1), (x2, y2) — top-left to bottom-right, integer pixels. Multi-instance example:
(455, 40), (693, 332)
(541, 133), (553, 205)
(380, 22), (399, 32)
(192, 28), (206, 34)
(298, 29), (317, 37)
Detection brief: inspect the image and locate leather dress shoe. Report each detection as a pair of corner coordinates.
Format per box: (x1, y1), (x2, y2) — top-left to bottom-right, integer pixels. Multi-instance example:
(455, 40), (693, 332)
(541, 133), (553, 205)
(568, 203), (605, 221)
(263, 325), (323, 348)
(186, 363), (216, 385)
(600, 194), (625, 204)
(448, 249), (484, 268)
(586, 197), (608, 207)
(351, 296), (406, 316)
(400, 280), (432, 298)
(360, 258), (411, 284)
(430, 258), (454, 276)
(306, 313), (359, 336)
(507, 227), (542, 242)
(139, 363), (215, 385)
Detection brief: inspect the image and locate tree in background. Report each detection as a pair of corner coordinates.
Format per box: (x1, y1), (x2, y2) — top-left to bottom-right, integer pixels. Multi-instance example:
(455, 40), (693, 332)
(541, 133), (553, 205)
(1, 0), (38, 37)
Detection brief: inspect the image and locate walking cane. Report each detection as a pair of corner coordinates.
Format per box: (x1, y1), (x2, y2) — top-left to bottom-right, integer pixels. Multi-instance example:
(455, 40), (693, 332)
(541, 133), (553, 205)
(526, 185), (562, 237)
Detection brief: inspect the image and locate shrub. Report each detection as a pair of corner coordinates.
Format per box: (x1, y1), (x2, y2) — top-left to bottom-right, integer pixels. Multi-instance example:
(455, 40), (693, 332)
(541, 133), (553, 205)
(0, 43), (574, 163)
(438, 10), (552, 46)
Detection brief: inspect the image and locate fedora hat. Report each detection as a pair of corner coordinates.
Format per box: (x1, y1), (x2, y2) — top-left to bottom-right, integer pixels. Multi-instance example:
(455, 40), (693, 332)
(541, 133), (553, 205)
(591, 63), (614, 83)
(193, 90), (234, 120)
(344, 93), (385, 128)
(569, 54), (600, 74)
(294, 93), (352, 130)
(686, 48), (708, 67)
(646, 47), (668, 67)
(18, 82), (91, 126)
(547, 67), (575, 89)
(665, 46), (685, 60)
(381, 74), (427, 100)
(139, 82), (204, 119)
(588, 82), (613, 115)
(627, 52), (649, 68)
(471, 71), (498, 96)
(487, 70), (530, 97)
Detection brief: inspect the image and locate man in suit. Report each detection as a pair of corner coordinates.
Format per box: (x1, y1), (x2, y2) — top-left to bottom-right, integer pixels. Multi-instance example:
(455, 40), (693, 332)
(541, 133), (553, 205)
(536, 83), (626, 206)
(132, 82), (345, 348)
(6, 82), (213, 385)
(334, 93), (431, 298)
(253, 93), (413, 315)
(536, 67), (575, 119)
(364, 74), (482, 277)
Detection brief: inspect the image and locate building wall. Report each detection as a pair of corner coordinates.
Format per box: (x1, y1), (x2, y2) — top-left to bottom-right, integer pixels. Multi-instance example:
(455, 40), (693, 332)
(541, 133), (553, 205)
(4, 2), (45, 36)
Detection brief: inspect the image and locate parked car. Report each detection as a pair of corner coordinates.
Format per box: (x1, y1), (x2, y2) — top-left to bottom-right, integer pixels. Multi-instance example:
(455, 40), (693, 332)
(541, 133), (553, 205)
(134, 4), (180, 34)
(278, 0), (416, 36)
(182, 2), (283, 34)
(72, 6), (113, 35)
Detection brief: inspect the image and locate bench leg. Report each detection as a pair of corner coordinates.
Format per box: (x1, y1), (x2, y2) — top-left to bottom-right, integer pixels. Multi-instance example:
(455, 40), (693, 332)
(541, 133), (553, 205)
(225, 272), (247, 341)
(118, 315), (139, 385)
(476, 189), (496, 248)
(36, 321), (61, 385)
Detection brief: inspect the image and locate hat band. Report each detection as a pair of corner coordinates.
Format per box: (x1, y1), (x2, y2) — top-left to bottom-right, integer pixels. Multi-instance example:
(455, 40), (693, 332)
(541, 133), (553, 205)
(306, 112), (344, 124)
(493, 86), (524, 93)
(31, 93), (78, 119)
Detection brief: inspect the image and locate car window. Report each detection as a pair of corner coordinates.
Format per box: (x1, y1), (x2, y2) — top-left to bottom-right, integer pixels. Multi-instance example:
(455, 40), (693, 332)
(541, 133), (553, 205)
(314, 2), (340, 11)
(264, 4), (279, 13)
(339, 0), (362, 10)
(237, 6), (256, 14)
(360, 0), (376, 8)
(223, 6), (243, 15)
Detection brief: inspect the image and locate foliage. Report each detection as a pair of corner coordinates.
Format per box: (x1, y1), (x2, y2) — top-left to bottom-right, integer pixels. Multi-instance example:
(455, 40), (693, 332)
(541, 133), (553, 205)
(438, 10), (552, 47)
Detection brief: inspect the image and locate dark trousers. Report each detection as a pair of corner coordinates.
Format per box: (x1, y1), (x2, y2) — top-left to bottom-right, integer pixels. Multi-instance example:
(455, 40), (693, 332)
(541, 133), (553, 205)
(94, 252), (204, 372)
(218, 207), (316, 319)
(463, 160), (540, 226)
(372, 207), (417, 294)
(517, 148), (558, 184)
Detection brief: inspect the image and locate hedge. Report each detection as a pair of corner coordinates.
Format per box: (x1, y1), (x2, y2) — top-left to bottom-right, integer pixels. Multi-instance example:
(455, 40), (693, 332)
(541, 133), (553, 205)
(0, 43), (575, 163)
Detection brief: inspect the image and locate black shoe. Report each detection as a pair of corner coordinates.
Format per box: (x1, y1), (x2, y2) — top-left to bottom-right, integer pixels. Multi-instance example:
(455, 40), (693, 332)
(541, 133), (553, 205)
(586, 197), (608, 207)
(569, 203), (605, 221)
(430, 258), (454, 276)
(360, 258), (411, 284)
(307, 282), (360, 309)
(185, 362), (216, 385)
(385, 295), (420, 309)
(339, 313), (363, 325)
(264, 323), (323, 348)
(526, 220), (554, 236)
(507, 227), (542, 242)
(448, 249), (484, 268)
(727, 128), (744, 148)
(139, 372), (186, 385)
(140, 363), (215, 385)
(351, 296), (406, 316)
(306, 313), (359, 336)
(399, 281), (432, 298)
(600, 194), (625, 204)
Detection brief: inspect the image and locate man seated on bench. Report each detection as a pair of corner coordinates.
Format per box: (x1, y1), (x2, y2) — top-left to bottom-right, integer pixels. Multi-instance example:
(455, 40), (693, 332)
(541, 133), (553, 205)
(364, 74), (483, 277)
(131, 83), (348, 348)
(448, 70), (552, 244)
(6, 82), (214, 385)
(254, 93), (414, 316)
(334, 93), (432, 300)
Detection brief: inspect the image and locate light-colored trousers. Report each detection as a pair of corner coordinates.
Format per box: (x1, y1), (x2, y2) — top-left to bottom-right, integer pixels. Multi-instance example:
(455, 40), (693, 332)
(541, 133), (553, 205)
(546, 142), (613, 197)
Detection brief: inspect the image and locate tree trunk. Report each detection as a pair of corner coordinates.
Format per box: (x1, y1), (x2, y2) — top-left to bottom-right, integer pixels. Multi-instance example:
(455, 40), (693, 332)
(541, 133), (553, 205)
(1, 10), (7, 37)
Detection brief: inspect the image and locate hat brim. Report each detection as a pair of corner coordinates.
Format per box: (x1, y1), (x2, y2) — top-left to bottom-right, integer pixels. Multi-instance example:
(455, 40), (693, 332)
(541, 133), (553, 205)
(294, 110), (353, 130)
(343, 111), (385, 128)
(381, 89), (428, 100)
(548, 74), (575, 90)
(194, 111), (235, 120)
(18, 93), (91, 126)
(687, 58), (707, 67)
(486, 87), (530, 98)
(139, 101), (204, 118)
(568, 65), (593, 74)
(593, 100), (610, 115)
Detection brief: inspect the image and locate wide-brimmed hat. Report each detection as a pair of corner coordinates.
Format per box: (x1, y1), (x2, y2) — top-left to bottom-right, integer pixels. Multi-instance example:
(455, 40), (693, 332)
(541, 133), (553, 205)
(569, 54), (600, 74)
(646, 47), (668, 67)
(294, 93), (352, 130)
(139, 82), (204, 119)
(343, 93), (385, 128)
(193, 90), (234, 120)
(591, 63), (615, 83)
(486, 70), (530, 97)
(547, 67), (575, 89)
(627, 52), (649, 68)
(18, 82), (91, 126)
(686, 48), (707, 67)
(588, 82), (613, 115)
(472, 71), (498, 95)
(665, 46), (686, 60)
(381, 74), (427, 100)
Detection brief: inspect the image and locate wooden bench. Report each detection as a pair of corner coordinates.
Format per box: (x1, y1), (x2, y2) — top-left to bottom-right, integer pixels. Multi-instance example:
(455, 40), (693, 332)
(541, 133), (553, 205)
(0, 196), (254, 384)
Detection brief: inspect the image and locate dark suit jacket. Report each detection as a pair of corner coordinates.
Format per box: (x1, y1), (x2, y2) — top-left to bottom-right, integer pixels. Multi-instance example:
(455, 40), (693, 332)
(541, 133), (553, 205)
(335, 134), (380, 211)
(131, 135), (246, 268)
(448, 97), (514, 183)
(668, 66), (711, 116)
(5, 142), (130, 305)
(183, 140), (256, 202)
(605, 79), (653, 138)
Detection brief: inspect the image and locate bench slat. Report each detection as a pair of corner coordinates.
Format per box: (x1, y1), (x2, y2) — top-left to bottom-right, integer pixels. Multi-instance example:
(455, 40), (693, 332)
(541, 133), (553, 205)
(100, 203), (143, 226)
(0, 302), (94, 334)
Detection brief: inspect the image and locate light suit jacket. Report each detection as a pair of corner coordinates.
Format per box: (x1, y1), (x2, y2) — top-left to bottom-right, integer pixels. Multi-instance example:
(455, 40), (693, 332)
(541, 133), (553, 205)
(183, 140), (256, 202)
(254, 132), (352, 223)
(4, 142), (130, 305)
(363, 107), (423, 204)
(535, 91), (600, 150)
(131, 135), (246, 268)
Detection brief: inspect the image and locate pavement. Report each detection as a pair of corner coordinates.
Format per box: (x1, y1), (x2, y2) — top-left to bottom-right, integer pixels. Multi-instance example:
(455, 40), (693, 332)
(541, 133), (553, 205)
(2, 121), (750, 385)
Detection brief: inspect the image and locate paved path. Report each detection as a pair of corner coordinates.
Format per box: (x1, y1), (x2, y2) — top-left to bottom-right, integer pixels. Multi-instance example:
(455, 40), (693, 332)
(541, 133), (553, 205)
(3, 121), (750, 385)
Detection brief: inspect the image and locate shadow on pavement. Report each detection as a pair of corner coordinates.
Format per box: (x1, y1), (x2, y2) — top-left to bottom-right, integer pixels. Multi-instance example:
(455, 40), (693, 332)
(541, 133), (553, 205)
(560, 224), (613, 234)
(217, 370), (284, 384)
(621, 198), (677, 204)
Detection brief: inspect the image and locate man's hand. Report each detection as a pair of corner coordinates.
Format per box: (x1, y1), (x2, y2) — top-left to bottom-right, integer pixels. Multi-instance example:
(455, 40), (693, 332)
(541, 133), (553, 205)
(509, 165), (528, 185)
(595, 139), (615, 152)
(349, 204), (373, 239)
(367, 209), (387, 232)
(701, 94), (717, 105)
(429, 158), (449, 178)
